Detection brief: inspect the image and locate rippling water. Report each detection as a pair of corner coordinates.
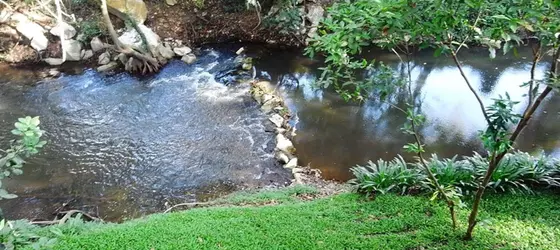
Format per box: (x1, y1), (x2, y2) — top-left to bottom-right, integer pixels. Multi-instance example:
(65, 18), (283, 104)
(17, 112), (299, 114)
(255, 47), (560, 181)
(0, 49), (291, 221)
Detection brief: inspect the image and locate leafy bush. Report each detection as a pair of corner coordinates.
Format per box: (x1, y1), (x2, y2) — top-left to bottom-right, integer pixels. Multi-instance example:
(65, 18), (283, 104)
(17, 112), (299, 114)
(263, 0), (303, 35)
(419, 155), (476, 194)
(468, 151), (560, 194)
(350, 151), (560, 196)
(77, 20), (102, 43)
(349, 156), (423, 195)
(0, 116), (46, 201)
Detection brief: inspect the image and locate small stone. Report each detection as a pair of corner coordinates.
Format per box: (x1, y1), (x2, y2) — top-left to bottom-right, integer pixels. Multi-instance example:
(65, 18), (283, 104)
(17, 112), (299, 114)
(116, 53), (128, 65)
(181, 53), (196, 64)
(269, 114), (284, 127)
(284, 158), (298, 169)
(165, 0), (178, 5)
(236, 47), (245, 55)
(275, 151), (290, 164)
(157, 43), (175, 59)
(50, 22), (77, 39)
(47, 68), (60, 77)
(276, 133), (295, 155)
(90, 37), (106, 52)
(174, 46), (192, 56)
(44, 58), (64, 66)
(98, 52), (111, 65)
(81, 49), (93, 60)
(97, 61), (118, 72)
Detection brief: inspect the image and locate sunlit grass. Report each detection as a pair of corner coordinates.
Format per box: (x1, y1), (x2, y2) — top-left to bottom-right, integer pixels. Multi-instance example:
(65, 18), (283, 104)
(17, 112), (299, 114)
(46, 192), (560, 250)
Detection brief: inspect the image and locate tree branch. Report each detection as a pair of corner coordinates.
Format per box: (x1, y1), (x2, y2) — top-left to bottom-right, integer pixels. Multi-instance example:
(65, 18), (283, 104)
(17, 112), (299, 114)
(451, 51), (492, 126)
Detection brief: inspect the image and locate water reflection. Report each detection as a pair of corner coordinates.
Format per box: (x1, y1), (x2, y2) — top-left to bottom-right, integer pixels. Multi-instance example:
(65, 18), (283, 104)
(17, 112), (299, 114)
(256, 47), (559, 181)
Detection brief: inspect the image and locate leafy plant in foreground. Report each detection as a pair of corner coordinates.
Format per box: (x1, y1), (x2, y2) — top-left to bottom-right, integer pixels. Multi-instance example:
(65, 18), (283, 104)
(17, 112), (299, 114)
(0, 116), (46, 201)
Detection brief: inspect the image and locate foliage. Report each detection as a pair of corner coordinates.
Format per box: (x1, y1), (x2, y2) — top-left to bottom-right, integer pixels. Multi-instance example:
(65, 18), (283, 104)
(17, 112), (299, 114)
(0, 117), (46, 201)
(0, 220), (56, 250)
(306, 0), (560, 100)
(419, 155), (477, 195)
(350, 156), (424, 195)
(263, 0), (303, 35)
(77, 20), (102, 44)
(350, 151), (560, 196)
(479, 94), (522, 155)
(40, 193), (560, 249)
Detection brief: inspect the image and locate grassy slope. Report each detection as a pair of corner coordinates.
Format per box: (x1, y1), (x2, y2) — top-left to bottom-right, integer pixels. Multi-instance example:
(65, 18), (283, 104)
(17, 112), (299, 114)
(53, 192), (560, 250)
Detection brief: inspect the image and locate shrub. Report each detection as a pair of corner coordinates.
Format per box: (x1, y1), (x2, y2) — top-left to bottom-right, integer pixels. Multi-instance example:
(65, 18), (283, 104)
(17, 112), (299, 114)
(263, 0), (303, 35)
(351, 151), (560, 197)
(419, 154), (476, 195)
(349, 156), (424, 196)
(77, 20), (102, 43)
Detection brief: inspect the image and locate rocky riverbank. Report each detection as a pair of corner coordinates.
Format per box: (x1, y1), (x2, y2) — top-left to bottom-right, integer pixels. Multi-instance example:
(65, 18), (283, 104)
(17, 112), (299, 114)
(0, 0), (327, 72)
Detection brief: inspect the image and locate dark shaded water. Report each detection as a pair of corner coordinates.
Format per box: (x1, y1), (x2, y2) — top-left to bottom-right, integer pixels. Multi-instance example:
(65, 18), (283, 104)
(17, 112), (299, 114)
(0, 50), (291, 221)
(255, 47), (560, 181)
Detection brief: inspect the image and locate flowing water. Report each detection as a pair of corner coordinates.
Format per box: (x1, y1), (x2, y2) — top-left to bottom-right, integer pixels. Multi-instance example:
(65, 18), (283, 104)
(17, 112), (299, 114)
(0, 49), (291, 221)
(256, 47), (560, 181)
(1, 45), (559, 221)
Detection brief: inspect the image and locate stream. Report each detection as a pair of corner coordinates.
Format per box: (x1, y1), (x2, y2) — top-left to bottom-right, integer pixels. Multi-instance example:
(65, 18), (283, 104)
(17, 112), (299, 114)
(0, 45), (559, 221)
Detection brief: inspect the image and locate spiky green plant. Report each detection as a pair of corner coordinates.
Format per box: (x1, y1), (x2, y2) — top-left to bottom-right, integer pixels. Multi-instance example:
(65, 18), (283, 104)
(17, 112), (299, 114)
(349, 156), (424, 196)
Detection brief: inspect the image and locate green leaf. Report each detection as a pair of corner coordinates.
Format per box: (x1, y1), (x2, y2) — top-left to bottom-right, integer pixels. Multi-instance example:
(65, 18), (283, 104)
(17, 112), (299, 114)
(491, 15), (510, 20)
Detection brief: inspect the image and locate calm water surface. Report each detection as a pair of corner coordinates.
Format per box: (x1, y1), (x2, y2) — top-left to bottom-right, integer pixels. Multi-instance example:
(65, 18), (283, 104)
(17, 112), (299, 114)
(255, 47), (560, 181)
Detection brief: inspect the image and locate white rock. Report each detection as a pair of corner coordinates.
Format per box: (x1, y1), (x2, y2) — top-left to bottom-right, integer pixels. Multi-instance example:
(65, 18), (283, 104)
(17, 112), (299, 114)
(118, 24), (160, 49)
(90, 37), (106, 52)
(0, 9), (13, 23)
(30, 35), (49, 51)
(81, 49), (94, 60)
(275, 151), (290, 164)
(157, 43), (175, 59)
(115, 53), (128, 65)
(165, 0), (178, 5)
(15, 20), (48, 51)
(173, 46), (192, 56)
(276, 133), (294, 155)
(50, 22), (77, 39)
(98, 52), (111, 65)
(269, 114), (284, 127)
(97, 61), (118, 72)
(44, 58), (64, 66)
(284, 158), (298, 169)
(63, 40), (82, 61)
(236, 47), (245, 55)
(181, 53), (196, 64)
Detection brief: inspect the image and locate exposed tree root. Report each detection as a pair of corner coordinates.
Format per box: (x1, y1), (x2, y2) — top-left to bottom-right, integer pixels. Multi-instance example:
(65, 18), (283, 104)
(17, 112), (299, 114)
(31, 210), (102, 226)
(100, 0), (161, 74)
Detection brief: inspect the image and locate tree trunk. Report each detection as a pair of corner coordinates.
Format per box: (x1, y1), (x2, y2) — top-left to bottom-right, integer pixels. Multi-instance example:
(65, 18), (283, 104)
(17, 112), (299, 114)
(464, 39), (560, 240)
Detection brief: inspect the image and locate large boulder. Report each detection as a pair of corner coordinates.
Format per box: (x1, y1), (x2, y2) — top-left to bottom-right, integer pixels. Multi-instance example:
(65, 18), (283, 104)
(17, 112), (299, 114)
(50, 22), (77, 39)
(62, 40), (82, 61)
(118, 24), (160, 50)
(107, 0), (148, 24)
(14, 14), (48, 51)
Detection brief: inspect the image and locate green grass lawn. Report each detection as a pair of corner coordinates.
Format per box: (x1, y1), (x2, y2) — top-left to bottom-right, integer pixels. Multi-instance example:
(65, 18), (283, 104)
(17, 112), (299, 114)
(50, 192), (560, 250)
